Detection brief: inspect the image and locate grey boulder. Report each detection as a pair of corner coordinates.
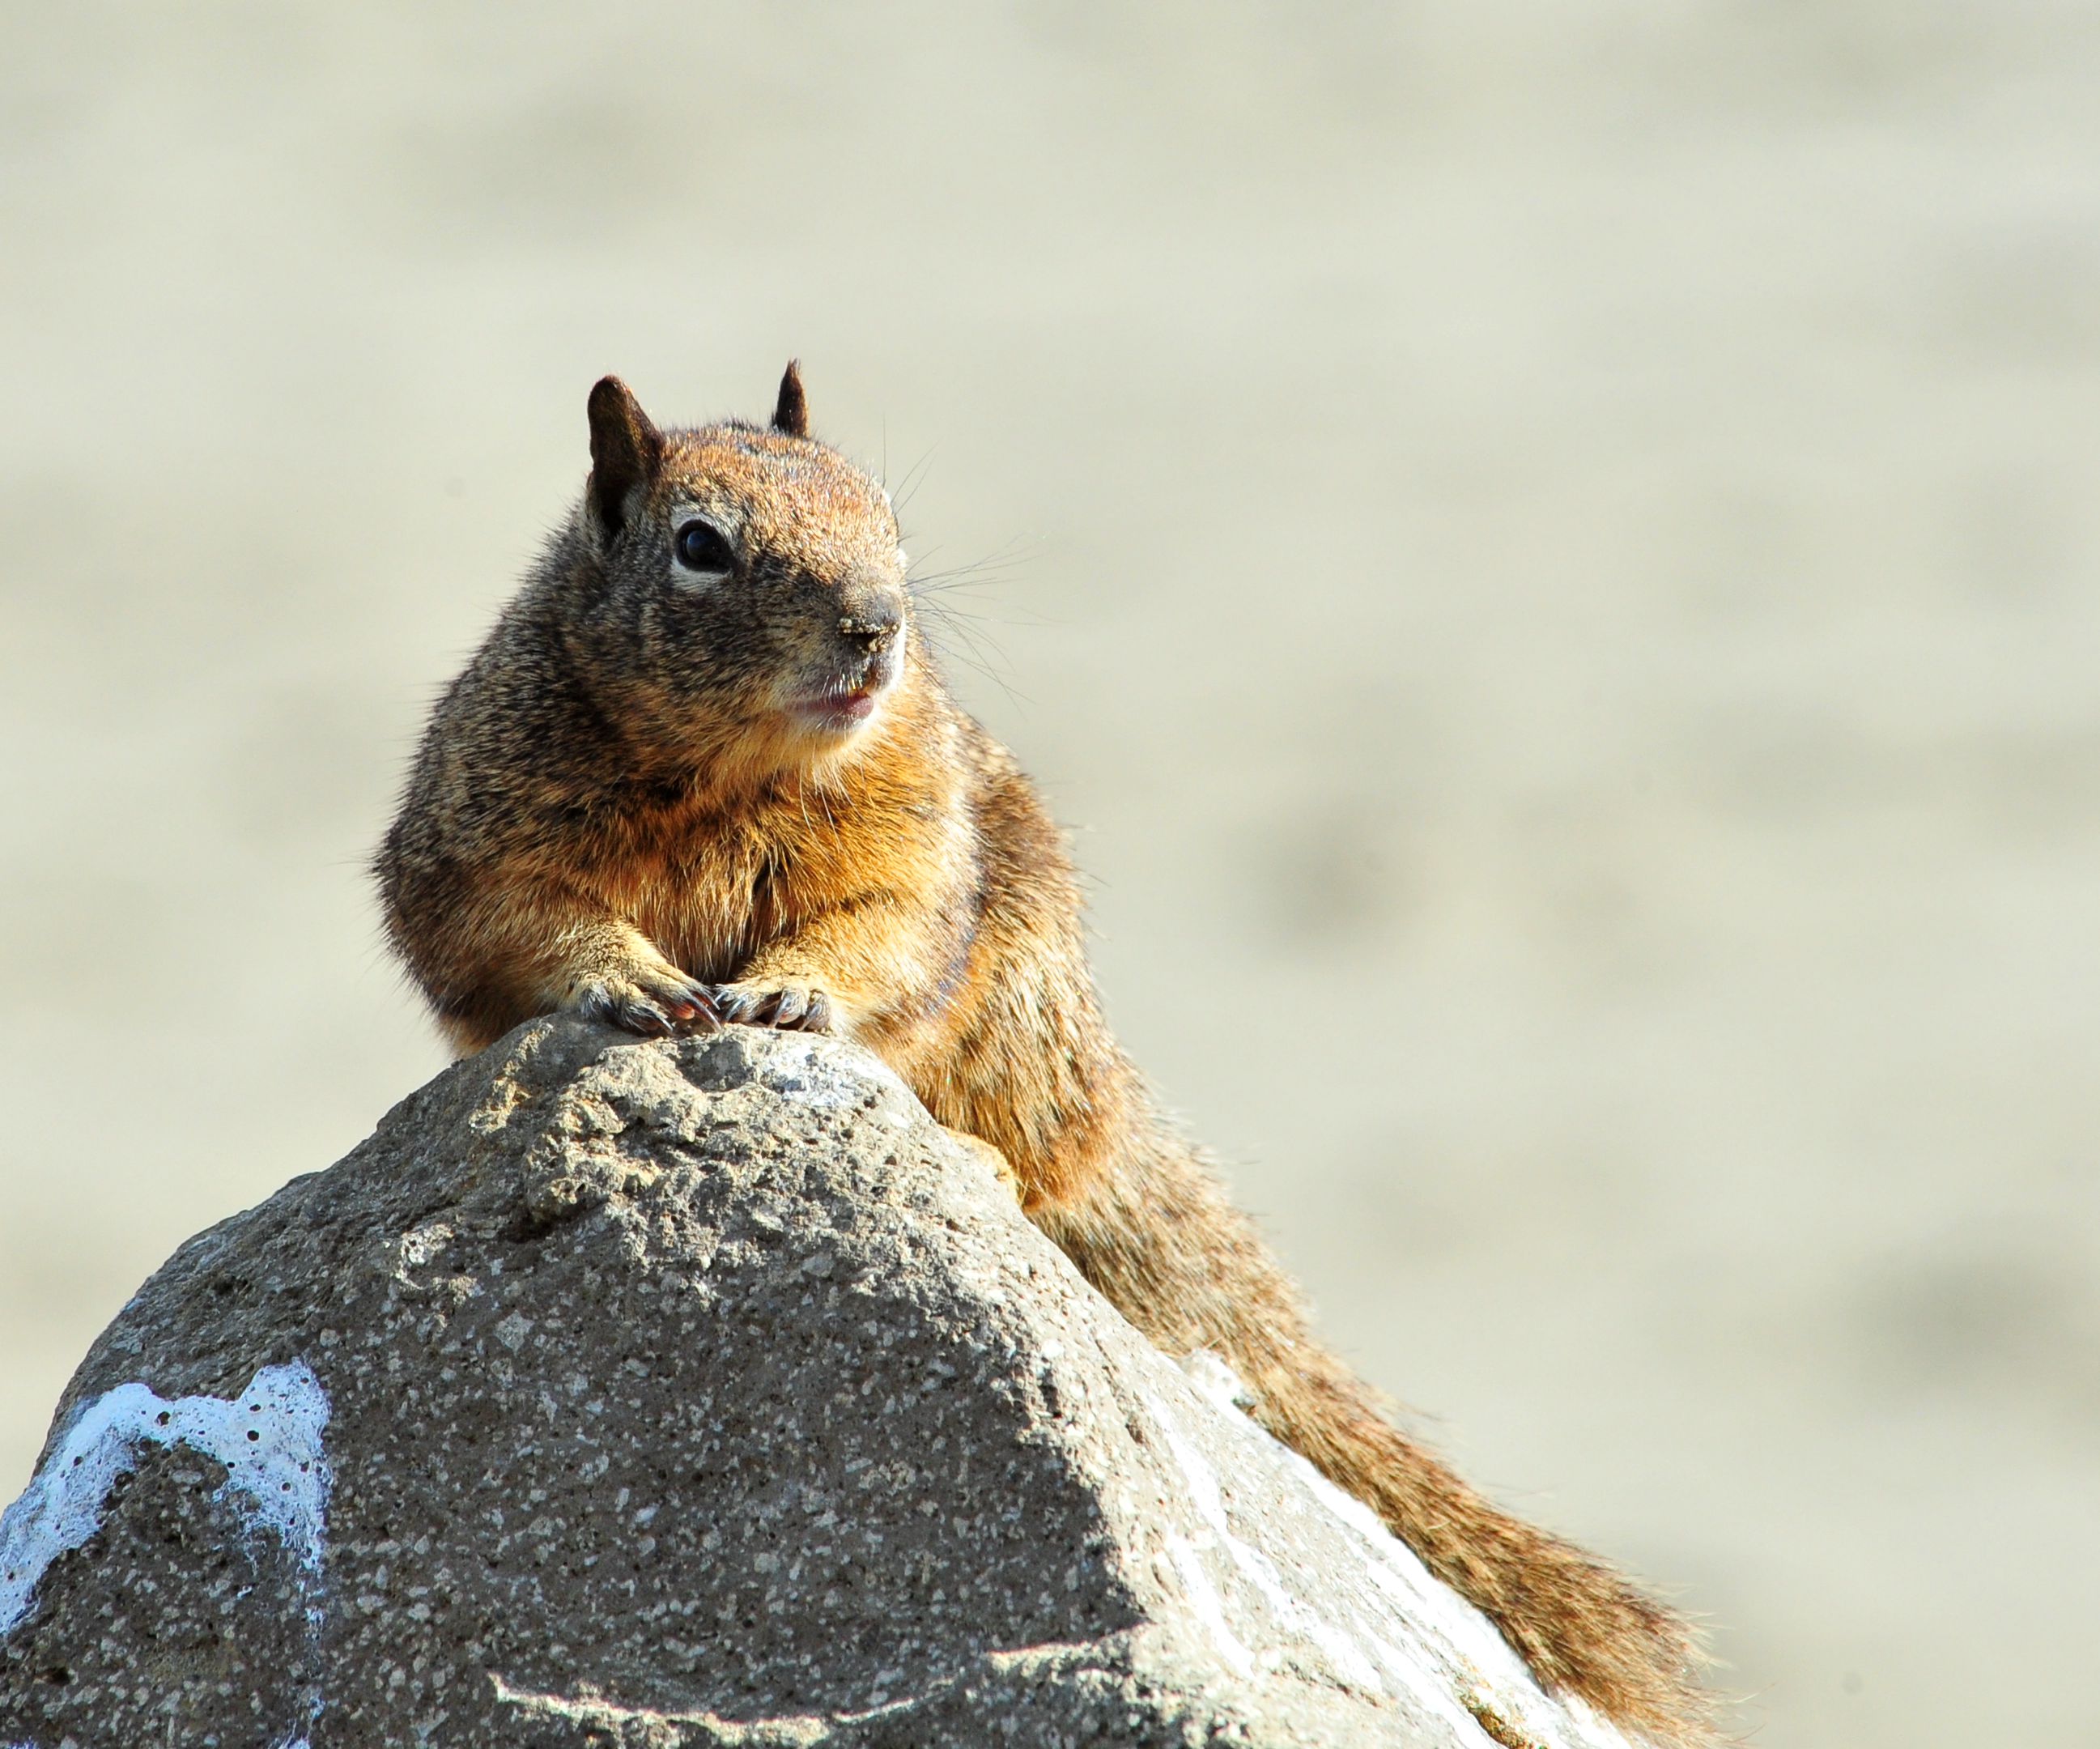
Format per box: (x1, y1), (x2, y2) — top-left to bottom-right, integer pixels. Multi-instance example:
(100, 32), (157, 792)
(0, 1019), (1631, 1749)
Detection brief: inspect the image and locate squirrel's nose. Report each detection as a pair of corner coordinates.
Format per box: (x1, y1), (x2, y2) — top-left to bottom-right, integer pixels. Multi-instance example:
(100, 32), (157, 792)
(837, 578), (903, 653)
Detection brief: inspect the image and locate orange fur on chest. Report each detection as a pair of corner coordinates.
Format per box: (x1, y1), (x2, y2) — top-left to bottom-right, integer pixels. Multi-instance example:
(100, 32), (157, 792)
(541, 769), (954, 984)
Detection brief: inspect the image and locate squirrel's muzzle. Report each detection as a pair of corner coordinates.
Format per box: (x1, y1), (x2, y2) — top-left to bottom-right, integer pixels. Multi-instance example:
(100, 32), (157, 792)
(835, 571), (904, 657)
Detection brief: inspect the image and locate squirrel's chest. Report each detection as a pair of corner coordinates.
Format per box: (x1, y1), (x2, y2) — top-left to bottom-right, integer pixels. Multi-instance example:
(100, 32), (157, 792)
(589, 812), (809, 977)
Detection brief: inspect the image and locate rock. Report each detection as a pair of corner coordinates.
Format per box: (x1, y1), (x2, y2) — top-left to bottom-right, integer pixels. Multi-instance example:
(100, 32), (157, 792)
(0, 1019), (1632, 1749)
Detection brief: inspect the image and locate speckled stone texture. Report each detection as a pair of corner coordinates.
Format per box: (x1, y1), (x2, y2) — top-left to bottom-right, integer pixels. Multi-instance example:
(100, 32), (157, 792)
(0, 1019), (1630, 1749)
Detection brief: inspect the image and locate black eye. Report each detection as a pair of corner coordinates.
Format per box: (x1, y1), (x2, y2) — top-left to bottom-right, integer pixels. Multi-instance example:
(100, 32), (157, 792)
(674, 519), (735, 574)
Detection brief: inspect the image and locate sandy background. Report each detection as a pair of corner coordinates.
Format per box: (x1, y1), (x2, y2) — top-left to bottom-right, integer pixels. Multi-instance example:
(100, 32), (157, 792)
(4, 6), (2097, 1743)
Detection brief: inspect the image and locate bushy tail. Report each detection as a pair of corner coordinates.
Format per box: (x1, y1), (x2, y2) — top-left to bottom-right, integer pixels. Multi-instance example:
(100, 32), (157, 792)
(1030, 1124), (1715, 1747)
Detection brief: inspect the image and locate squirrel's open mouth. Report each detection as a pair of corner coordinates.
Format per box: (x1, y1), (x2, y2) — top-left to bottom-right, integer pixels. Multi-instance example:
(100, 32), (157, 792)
(792, 676), (888, 733)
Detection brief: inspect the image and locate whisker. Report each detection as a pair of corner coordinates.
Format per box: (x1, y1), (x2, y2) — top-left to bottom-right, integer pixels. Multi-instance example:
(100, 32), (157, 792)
(892, 445), (939, 514)
(916, 606), (1031, 712)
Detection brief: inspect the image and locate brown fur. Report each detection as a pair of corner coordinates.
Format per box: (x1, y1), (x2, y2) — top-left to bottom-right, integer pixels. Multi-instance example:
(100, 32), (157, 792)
(374, 371), (1718, 1745)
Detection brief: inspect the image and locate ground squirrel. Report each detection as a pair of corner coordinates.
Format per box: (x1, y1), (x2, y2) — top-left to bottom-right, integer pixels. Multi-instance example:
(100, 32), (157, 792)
(375, 366), (1715, 1745)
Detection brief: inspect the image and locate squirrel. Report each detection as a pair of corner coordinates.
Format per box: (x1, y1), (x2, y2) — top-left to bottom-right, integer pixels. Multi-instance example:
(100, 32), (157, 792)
(374, 365), (1715, 1746)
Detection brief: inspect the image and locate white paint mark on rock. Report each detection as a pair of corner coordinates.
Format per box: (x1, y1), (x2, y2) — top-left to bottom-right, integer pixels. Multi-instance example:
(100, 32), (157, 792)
(1150, 1351), (1631, 1749)
(1151, 1392), (1386, 1692)
(1163, 1530), (1254, 1676)
(0, 1360), (332, 1639)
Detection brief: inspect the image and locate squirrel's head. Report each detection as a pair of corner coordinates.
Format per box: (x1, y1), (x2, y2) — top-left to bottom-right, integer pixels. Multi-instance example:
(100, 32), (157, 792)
(569, 365), (912, 773)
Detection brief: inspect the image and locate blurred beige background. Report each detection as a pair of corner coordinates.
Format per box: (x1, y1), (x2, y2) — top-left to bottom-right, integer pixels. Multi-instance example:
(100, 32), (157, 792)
(4, 4), (2096, 1743)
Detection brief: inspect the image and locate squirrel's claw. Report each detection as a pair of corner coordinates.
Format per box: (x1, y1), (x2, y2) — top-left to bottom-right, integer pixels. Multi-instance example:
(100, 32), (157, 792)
(708, 986), (761, 1025)
(572, 968), (721, 1040)
(575, 984), (673, 1038)
(665, 998), (723, 1036)
(709, 981), (835, 1035)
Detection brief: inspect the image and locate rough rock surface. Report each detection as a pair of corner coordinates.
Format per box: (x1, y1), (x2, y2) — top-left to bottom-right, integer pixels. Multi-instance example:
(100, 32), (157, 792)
(0, 1019), (1633, 1749)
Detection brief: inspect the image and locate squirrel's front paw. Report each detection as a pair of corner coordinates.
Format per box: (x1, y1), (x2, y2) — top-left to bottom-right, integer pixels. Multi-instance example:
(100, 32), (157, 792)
(569, 966), (721, 1039)
(709, 980), (835, 1034)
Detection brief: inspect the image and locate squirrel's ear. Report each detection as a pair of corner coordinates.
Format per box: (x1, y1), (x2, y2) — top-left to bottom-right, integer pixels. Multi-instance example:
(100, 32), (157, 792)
(586, 375), (665, 541)
(771, 360), (810, 438)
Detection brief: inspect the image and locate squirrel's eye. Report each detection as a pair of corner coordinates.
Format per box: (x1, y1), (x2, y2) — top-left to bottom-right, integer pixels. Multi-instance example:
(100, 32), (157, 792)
(674, 519), (735, 574)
